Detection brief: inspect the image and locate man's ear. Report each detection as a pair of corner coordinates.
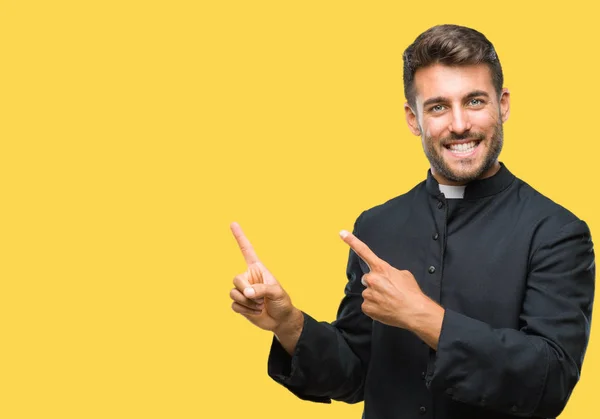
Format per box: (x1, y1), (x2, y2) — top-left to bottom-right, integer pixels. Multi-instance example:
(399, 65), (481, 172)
(404, 103), (422, 136)
(499, 88), (510, 123)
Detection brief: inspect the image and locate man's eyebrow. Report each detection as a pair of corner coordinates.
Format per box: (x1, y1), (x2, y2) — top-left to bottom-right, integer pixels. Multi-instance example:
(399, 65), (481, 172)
(422, 96), (448, 108)
(422, 90), (491, 108)
(465, 90), (490, 100)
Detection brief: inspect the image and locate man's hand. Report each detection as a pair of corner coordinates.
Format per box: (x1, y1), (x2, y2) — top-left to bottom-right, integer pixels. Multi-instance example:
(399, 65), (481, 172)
(339, 229), (444, 349)
(229, 222), (303, 347)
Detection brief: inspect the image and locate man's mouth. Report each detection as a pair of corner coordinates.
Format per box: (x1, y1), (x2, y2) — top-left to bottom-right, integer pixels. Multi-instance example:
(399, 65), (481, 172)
(444, 140), (481, 154)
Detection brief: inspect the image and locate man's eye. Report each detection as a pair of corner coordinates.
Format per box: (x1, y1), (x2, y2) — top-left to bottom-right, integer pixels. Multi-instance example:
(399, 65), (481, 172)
(431, 105), (445, 112)
(469, 98), (483, 106)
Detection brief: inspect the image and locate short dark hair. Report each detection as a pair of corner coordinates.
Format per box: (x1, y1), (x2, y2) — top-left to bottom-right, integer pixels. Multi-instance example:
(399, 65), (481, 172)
(403, 24), (503, 109)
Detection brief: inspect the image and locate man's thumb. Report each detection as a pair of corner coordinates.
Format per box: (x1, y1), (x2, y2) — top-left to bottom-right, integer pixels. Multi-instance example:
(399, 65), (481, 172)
(243, 283), (282, 300)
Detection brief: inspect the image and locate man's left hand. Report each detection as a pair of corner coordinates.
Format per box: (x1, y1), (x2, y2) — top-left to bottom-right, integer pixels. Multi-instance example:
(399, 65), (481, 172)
(339, 229), (444, 342)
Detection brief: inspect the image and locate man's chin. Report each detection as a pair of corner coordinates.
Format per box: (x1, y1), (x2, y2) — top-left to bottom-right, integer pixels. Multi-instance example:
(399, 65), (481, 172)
(438, 161), (488, 184)
(448, 159), (500, 183)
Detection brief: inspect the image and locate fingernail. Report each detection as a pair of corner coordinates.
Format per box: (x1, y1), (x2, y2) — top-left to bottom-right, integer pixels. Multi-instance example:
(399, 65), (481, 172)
(340, 230), (349, 238)
(244, 287), (256, 298)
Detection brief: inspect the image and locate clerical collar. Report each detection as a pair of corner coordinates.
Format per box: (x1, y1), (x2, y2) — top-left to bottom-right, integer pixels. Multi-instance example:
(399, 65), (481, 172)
(425, 162), (516, 200)
(439, 184), (466, 199)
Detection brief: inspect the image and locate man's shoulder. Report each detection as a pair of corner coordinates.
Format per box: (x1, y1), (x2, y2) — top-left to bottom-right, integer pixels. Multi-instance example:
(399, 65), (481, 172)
(511, 176), (590, 243)
(513, 177), (582, 224)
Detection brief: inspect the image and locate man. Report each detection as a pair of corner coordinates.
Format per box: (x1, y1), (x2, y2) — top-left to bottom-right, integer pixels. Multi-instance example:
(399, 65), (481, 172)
(228, 24), (595, 419)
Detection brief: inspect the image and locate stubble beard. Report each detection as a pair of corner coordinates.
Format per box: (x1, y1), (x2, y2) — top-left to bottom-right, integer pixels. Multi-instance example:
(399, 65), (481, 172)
(422, 122), (504, 184)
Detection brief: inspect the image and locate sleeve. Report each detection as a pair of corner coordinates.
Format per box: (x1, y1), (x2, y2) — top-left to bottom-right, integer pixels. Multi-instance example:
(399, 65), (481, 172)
(266, 213), (373, 404)
(429, 219), (595, 417)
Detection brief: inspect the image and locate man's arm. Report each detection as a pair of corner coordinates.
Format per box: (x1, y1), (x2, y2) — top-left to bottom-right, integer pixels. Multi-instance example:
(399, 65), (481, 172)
(429, 219), (595, 417)
(229, 216), (373, 404)
(267, 214), (373, 404)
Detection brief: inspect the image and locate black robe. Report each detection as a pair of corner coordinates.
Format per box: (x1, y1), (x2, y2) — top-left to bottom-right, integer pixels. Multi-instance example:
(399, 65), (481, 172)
(268, 163), (595, 419)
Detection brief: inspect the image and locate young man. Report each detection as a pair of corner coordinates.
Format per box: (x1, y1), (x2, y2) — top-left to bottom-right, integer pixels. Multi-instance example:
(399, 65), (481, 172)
(229, 25), (595, 419)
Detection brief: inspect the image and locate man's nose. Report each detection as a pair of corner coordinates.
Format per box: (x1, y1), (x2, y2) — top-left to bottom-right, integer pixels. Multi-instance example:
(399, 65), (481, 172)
(448, 108), (472, 135)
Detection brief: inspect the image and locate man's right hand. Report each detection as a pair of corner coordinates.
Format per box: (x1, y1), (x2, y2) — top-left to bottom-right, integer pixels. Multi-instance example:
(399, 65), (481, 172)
(229, 222), (303, 343)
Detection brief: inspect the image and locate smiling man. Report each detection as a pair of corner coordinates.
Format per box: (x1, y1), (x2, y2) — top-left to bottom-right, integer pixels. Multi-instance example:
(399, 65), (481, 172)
(407, 65), (507, 185)
(229, 25), (595, 419)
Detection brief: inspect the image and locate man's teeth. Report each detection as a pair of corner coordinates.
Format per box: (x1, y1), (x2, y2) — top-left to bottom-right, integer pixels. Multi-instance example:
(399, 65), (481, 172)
(448, 141), (478, 152)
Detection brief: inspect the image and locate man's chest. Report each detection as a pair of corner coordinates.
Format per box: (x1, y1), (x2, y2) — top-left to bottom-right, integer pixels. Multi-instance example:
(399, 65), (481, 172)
(363, 205), (532, 328)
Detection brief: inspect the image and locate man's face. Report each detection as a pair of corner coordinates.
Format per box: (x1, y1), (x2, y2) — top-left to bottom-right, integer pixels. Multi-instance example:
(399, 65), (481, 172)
(405, 64), (510, 185)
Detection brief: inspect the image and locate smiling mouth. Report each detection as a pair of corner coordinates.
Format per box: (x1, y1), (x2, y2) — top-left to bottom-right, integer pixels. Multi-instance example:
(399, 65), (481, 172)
(444, 140), (482, 154)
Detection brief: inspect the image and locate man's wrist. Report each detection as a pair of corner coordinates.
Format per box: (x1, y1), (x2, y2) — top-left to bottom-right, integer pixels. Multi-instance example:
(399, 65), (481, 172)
(273, 308), (304, 343)
(408, 294), (445, 350)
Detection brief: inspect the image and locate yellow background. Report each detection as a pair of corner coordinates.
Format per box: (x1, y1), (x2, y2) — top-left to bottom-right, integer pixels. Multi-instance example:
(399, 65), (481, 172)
(1, 1), (598, 418)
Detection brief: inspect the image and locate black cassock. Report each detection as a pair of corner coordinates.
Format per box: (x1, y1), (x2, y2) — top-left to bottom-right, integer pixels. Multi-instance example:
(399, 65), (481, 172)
(267, 164), (595, 419)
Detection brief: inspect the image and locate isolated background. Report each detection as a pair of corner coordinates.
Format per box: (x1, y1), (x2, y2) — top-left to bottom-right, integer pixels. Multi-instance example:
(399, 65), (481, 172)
(1, 1), (598, 418)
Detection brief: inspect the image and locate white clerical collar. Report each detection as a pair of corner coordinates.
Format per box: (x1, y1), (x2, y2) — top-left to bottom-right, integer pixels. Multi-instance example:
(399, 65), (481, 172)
(439, 184), (466, 199)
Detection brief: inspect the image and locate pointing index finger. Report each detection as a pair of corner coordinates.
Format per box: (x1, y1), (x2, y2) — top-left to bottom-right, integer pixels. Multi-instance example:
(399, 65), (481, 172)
(339, 229), (385, 272)
(230, 222), (259, 265)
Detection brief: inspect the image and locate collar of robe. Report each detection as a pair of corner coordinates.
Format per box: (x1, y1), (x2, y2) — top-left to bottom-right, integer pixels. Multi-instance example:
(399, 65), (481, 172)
(425, 162), (516, 200)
